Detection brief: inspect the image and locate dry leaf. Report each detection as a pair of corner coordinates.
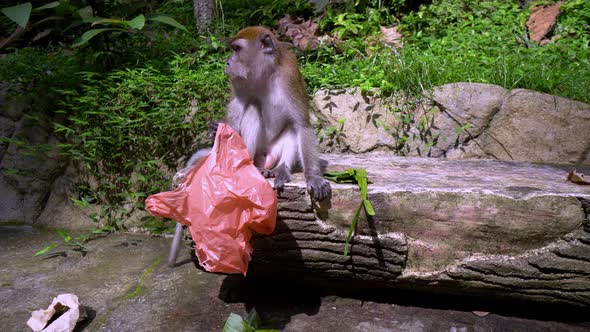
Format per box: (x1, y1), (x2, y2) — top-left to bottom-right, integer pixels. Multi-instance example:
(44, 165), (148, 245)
(277, 15), (319, 50)
(33, 28), (52, 42)
(380, 26), (403, 49)
(527, 2), (563, 44)
(567, 170), (590, 185)
(472, 311), (490, 317)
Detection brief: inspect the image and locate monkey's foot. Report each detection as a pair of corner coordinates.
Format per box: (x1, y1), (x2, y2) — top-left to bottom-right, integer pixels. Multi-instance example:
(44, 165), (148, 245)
(306, 175), (332, 202)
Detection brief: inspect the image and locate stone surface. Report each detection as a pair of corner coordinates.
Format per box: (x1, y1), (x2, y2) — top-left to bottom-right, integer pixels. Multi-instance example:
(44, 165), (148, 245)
(0, 116), (15, 158)
(312, 88), (399, 153)
(0, 85), (67, 224)
(313, 84), (590, 165)
(407, 83), (508, 157)
(250, 153), (590, 307)
(35, 164), (98, 230)
(455, 89), (590, 164)
(1, 226), (588, 332)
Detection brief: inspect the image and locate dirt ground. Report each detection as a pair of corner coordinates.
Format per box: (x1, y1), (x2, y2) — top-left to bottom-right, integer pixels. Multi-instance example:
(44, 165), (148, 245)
(1, 224), (588, 332)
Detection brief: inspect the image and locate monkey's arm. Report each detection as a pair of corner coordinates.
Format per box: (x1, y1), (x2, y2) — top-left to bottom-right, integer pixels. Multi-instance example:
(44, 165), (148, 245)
(298, 125), (332, 201)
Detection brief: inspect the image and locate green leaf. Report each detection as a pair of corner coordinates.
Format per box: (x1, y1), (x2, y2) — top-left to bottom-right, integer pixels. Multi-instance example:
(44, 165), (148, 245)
(73, 28), (120, 47)
(245, 309), (261, 329)
(363, 198), (375, 216)
(92, 18), (130, 27)
(34, 243), (58, 256)
(222, 313), (250, 332)
(344, 202), (363, 256)
(1, 2), (32, 28)
(77, 6), (93, 20)
(128, 14), (145, 30)
(36, 1), (60, 10)
(55, 229), (72, 243)
(149, 15), (188, 32)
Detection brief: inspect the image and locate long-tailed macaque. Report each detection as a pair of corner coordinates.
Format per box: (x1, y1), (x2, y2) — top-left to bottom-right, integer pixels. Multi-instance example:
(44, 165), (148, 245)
(168, 26), (331, 267)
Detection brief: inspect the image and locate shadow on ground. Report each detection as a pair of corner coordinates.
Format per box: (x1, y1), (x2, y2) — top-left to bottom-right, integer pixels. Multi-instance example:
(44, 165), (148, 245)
(1, 224), (588, 332)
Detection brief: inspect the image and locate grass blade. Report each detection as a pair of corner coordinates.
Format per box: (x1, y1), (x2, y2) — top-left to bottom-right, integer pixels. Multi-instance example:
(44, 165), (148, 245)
(34, 243), (58, 256)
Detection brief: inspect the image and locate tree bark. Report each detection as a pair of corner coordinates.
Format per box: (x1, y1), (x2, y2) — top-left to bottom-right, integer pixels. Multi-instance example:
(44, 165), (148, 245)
(193, 0), (215, 34)
(248, 154), (590, 307)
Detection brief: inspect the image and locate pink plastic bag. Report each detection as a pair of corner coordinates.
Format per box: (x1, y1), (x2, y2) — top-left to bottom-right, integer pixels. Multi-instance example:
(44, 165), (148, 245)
(145, 123), (277, 275)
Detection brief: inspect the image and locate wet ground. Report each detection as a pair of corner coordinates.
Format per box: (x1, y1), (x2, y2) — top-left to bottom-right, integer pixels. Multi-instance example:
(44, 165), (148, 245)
(1, 225), (588, 332)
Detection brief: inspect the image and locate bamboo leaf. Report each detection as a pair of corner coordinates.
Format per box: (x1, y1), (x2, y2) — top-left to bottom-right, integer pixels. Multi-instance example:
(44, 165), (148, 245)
(92, 18), (128, 27)
(128, 14), (145, 30)
(73, 28), (120, 47)
(344, 202), (363, 256)
(34, 243), (58, 256)
(55, 229), (72, 242)
(36, 1), (60, 10)
(149, 15), (188, 32)
(363, 198), (376, 216)
(1, 2), (32, 28)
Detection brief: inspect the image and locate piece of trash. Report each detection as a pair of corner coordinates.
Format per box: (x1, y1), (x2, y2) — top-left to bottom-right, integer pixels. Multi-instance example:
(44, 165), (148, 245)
(146, 123), (277, 275)
(567, 170), (590, 185)
(472, 311), (490, 317)
(27, 293), (86, 332)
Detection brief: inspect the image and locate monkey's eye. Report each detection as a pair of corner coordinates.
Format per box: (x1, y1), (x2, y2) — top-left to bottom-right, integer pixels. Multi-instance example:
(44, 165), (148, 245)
(231, 44), (241, 52)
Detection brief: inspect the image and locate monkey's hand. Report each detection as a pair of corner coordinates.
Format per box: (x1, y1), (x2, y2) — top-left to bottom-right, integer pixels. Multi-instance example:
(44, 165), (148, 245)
(259, 166), (291, 193)
(208, 120), (222, 138)
(171, 167), (190, 189)
(306, 175), (332, 202)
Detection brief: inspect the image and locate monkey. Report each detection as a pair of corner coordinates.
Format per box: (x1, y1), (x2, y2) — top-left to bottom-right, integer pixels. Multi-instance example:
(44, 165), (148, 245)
(167, 26), (331, 267)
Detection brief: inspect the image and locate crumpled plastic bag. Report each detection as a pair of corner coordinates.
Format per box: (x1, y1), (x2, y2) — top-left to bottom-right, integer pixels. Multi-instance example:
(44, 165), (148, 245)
(26, 293), (86, 332)
(145, 123), (277, 275)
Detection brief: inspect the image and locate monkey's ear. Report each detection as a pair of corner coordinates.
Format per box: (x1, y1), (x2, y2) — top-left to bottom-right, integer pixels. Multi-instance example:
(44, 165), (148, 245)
(260, 33), (276, 54)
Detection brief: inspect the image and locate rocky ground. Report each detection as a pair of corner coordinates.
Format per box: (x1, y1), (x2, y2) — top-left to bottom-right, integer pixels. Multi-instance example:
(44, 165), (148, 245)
(1, 224), (589, 332)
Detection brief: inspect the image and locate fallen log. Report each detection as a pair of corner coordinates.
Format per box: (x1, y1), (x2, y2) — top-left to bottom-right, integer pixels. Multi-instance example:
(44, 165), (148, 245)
(249, 153), (590, 307)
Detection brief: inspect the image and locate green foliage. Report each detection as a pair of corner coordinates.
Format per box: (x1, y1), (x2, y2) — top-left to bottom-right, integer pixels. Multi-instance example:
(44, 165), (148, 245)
(3, 0), (589, 236)
(302, 0), (589, 103)
(55, 54), (227, 228)
(223, 308), (279, 332)
(222, 0), (314, 27)
(324, 169), (375, 256)
(1, 2), (33, 28)
(73, 14), (187, 47)
(34, 228), (105, 257)
(395, 0), (589, 101)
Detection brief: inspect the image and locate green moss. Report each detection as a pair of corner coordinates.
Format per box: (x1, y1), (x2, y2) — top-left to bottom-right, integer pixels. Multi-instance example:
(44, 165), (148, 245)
(123, 257), (162, 300)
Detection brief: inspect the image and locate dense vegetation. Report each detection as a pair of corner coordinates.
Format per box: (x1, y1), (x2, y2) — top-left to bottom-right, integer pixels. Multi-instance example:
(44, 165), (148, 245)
(1, 0), (588, 229)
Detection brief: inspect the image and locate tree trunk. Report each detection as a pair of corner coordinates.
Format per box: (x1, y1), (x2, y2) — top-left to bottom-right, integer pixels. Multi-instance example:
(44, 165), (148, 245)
(193, 0), (215, 34)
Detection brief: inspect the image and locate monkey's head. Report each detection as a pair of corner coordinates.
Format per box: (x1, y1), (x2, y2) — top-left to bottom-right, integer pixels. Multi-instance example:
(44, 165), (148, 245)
(226, 26), (282, 83)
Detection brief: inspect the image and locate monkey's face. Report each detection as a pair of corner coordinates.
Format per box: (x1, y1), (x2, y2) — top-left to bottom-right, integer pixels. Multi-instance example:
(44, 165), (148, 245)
(226, 28), (279, 83)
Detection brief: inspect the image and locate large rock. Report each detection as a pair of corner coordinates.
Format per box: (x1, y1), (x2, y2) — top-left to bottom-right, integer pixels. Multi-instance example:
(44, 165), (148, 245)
(450, 89), (590, 164)
(312, 89), (399, 153)
(406, 83), (508, 157)
(35, 164), (98, 229)
(0, 84), (67, 223)
(313, 84), (590, 165)
(250, 153), (590, 307)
